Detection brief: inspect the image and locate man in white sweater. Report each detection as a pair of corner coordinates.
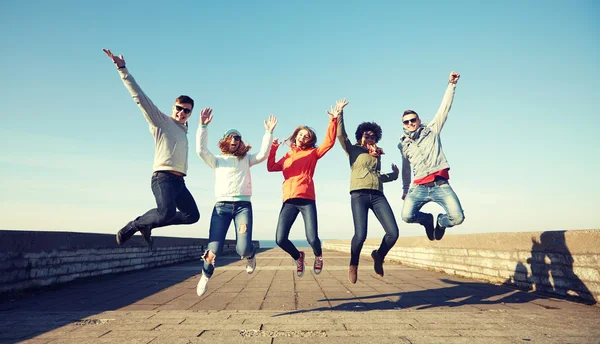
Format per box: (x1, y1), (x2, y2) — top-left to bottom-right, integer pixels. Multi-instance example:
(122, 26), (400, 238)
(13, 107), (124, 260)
(103, 49), (201, 248)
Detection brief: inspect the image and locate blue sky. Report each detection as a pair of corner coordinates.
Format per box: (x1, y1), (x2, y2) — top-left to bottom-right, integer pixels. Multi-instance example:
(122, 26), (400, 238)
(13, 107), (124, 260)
(0, 0), (598, 241)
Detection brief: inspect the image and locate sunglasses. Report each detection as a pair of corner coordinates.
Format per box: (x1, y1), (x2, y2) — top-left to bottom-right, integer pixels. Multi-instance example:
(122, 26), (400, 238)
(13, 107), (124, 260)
(403, 117), (418, 125)
(175, 105), (192, 114)
(231, 135), (242, 141)
(363, 133), (376, 140)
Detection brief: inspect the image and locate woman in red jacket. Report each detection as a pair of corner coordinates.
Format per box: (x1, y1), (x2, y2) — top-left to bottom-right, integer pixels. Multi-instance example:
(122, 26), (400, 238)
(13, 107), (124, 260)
(267, 99), (347, 277)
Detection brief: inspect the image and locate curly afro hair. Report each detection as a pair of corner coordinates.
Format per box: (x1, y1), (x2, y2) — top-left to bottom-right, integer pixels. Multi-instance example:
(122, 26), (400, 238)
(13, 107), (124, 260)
(354, 122), (382, 143)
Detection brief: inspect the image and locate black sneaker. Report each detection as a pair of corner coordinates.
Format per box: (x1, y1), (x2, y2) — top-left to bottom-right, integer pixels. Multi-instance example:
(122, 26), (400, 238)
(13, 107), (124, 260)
(140, 228), (153, 250)
(116, 221), (136, 245)
(371, 250), (384, 277)
(423, 213), (435, 241)
(434, 214), (446, 241)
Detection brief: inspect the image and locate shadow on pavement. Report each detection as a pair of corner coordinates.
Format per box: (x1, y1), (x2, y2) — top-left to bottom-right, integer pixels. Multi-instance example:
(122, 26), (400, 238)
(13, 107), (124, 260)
(273, 278), (555, 317)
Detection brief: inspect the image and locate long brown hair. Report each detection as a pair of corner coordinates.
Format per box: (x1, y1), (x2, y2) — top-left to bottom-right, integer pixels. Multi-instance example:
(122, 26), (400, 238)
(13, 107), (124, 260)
(285, 126), (317, 150)
(218, 134), (252, 158)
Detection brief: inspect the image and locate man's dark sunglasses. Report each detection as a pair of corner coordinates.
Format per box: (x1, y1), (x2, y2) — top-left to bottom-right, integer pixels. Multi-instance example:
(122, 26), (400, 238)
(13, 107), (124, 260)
(175, 105), (192, 114)
(363, 133), (376, 140)
(231, 135), (242, 141)
(403, 117), (418, 125)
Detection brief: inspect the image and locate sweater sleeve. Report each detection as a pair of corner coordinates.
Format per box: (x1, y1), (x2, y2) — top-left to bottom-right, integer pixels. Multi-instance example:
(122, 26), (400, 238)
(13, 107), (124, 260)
(196, 125), (217, 168)
(428, 83), (456, 134)
(248, 130), (273, 167)
(117, 68), (168, 127)
(316, 117), (338, 159)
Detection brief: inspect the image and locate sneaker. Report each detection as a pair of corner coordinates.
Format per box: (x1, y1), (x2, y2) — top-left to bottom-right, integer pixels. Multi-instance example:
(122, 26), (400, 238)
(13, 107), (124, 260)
(423, 213), (435, 241)
(434, 214), (446, 241)
(140, 228), (153, 250)
(116, 221), (136, 245)
(295, 251), (305, 277)
(196, 273), (210, 297)
(371, 250), (384, 277)
(246, 255), (256, 274)
(348, 265), (358, 284)
(314, 255), (323, 274)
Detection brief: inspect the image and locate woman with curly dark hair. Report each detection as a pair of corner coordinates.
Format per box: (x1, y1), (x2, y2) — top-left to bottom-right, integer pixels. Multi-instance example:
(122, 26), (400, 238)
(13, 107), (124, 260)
(267, 99), (346, 278)
(333, 98), (400, 284)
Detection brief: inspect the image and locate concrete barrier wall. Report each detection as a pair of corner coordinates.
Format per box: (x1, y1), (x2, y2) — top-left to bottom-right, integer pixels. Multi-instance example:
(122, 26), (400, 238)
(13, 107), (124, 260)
(0, 230), (259, 298)
(323, 230), (599, 304)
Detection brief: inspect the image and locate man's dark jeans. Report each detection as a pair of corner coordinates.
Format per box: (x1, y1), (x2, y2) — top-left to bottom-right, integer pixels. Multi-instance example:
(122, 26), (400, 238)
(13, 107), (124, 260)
(275, 198), (322, 260)
(132, 171), (200, 231)
(349, 189), (399, 266)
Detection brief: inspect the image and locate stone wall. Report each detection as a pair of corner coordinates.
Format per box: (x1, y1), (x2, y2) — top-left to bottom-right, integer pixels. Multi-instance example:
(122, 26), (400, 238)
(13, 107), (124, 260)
(0, 230), (259, 298)
(323, 230), (599, 305)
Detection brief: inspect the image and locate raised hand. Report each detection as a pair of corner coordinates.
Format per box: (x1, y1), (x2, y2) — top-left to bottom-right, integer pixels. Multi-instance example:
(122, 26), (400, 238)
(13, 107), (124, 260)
(200, 107), (213, 125)
(272, 138), (280, 147)
(327, 97), (349, 119)
(264, 114), (278, 132)
(102, 48), (126, 68)
(391, 163), (399, 174)
(449, 71), (460, 84)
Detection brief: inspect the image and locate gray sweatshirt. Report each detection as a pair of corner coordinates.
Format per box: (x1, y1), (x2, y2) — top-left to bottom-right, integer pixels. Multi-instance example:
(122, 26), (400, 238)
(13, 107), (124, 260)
(118, 68), (189, 175)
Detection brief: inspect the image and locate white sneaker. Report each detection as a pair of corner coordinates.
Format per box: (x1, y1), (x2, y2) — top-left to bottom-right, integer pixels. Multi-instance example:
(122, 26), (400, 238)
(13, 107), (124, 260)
(246, 256), (256, 274)
(196, 273), (210, 297)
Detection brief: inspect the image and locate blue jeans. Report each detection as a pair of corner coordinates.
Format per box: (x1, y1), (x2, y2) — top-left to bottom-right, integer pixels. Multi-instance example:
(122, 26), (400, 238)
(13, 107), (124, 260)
(350, 190), (400, 266)
(401, 180), (465, 228)
(203, 201), (254, 278)
(133, 171), (200, 231)
(275, 198), (322, 260)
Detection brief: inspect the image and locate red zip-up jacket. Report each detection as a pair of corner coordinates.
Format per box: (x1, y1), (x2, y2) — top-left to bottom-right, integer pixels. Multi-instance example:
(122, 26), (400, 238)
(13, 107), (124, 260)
(267, 117), (338, 202)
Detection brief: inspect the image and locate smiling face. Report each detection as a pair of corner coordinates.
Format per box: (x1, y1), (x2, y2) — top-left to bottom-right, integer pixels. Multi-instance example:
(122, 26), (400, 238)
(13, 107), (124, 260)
(361, 130), (376, 146)
(295, 129), (311, 147)
(402, 111), (421, 132)
(172, 102), (193, 124)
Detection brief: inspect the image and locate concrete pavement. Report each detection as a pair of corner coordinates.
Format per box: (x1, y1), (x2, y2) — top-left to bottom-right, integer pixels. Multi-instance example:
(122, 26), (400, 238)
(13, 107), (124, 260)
(1, 247), (599, 343)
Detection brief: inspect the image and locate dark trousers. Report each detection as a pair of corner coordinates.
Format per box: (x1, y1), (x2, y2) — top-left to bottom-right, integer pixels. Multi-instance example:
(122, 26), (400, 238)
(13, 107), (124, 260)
(350, 190), (399, 266)
(275, 198), (322, 260)
(133, 171), (200, 231)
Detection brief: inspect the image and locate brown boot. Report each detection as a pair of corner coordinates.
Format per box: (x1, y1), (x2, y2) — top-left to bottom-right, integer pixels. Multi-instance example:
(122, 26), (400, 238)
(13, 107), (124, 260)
(348, 265), (358, 284)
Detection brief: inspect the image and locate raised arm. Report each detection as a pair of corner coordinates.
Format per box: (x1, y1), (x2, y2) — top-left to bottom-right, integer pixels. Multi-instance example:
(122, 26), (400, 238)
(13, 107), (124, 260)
(380, 163), (399, 183)
(267, 139), (284, 172)
(102, 48), (167, 127)
(317, 98), (348, 158)
(428, 71), (459, 134)
(332, 99), (352, 155)
(249, 115), (278, 166)
(196, 108), (217, 168)
(315, 116), (338, 159)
